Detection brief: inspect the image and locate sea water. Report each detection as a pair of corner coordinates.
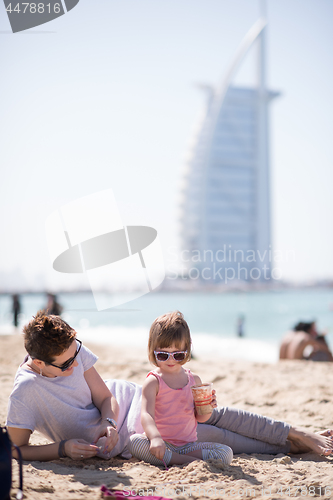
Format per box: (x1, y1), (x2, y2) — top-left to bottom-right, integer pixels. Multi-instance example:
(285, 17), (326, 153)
(1, 288), (332, 363)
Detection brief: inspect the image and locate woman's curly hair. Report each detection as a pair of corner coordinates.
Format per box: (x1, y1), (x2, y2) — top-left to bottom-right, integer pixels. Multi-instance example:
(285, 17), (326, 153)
(23, 310), (76, 363)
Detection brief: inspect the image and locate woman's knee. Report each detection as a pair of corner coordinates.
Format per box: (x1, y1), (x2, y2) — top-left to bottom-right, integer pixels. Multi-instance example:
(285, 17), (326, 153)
(200, 443), (233, 465)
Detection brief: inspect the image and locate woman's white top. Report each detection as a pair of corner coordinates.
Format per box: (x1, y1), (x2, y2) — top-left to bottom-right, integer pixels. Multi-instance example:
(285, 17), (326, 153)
(6, 344), (143, 458)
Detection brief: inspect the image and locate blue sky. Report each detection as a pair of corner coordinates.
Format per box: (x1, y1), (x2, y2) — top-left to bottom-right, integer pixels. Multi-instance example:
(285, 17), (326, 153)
(0, 0), (332, 290)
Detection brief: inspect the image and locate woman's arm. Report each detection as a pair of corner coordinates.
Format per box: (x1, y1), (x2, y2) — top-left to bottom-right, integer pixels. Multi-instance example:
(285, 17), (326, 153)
(8, 427), (99, 461)
(141, 375), (166, 460)
(84, 366), (119, 453)
(192, 373), (216, 423)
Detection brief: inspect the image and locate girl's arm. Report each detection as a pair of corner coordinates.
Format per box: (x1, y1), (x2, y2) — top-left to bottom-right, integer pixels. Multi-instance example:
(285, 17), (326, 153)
(84, 366), (119, 453)
(192, 373), (216, 423)
(141, 375), (166, 460)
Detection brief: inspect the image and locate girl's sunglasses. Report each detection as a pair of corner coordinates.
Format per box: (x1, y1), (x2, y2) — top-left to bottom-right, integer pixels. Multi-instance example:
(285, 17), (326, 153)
(154, 350), (187, 362)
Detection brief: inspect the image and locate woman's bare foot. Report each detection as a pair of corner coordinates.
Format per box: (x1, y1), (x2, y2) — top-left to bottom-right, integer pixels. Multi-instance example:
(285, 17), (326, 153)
(288, 427), (333, 456)
(319, 429), (333, 438)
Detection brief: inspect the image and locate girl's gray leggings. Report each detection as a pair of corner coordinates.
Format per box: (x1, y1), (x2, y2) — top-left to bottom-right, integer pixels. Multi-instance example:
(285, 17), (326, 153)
(197, 406), (291, 455)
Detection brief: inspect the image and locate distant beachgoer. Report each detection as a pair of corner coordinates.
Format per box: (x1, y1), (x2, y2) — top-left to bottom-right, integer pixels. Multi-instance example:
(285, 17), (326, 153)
(6, 311), (333, 462)
(46, 293), (63, 316)
(237, 315), (245, 337)
(128, 311), (233, 466)
(12, 294), (21, 328)
(279, 321), (333, 362)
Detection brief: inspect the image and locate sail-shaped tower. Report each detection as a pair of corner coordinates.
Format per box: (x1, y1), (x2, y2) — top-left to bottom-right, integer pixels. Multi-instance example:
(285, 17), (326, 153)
(179, 12), (279, 282)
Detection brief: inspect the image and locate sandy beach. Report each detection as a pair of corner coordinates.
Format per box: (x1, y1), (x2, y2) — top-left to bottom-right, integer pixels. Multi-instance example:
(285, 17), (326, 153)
(1, 334), (333, 500)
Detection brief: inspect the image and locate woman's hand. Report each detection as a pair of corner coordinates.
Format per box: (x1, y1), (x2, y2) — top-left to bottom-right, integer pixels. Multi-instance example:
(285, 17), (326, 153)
(149, 437), (166, 461)
(92, 423), (119, 454)
(84, 366), (120, 454)
(64, 439), (99, 460)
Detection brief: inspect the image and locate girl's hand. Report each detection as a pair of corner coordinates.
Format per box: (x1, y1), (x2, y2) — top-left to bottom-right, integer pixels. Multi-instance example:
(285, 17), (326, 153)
(195, 389), (217, 423)
(211, 389), (217, 408)
(150, 437), (166, 461)
(92, 423), (119, 454)
(64, 439), (99, 460)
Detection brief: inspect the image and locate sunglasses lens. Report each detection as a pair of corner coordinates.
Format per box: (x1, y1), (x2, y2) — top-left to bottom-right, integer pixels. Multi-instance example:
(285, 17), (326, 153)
(173, 352), (186, 361)
(61, 359), (72, 371)
(156, 352), (169, 362)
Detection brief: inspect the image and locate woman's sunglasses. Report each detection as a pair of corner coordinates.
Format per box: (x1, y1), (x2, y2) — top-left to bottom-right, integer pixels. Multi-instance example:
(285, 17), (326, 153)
(47, 339), (82, 371)
(154, 350), (187, 362)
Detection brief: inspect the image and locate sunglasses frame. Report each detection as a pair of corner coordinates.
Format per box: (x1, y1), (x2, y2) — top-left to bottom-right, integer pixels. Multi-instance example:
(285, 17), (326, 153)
(47, 339), (82, 371)
(154, 350), (188, 362)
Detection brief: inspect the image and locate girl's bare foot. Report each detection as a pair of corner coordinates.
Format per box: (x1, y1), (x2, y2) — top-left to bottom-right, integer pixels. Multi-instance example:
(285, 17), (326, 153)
(288, 427), (333, 456)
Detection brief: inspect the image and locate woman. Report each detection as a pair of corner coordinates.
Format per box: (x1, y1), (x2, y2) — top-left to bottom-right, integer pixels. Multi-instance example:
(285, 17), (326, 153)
(6, 311), (122, 461)
(6, 311), (333, 461)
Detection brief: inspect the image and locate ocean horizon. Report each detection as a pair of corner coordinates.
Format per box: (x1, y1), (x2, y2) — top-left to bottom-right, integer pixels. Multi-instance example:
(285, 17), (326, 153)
(1, 287), (332, 364)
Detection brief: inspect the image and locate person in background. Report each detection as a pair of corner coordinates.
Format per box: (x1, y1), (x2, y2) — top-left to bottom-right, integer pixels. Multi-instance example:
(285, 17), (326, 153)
(279, 321), (333, 362)
(12, 294), (21, 328)
(237, 315), (245, 337)
(46, 293), (63, 316)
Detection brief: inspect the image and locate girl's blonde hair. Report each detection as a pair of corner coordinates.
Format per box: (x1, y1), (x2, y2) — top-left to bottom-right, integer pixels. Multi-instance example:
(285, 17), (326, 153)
(148, 311), (192, 366)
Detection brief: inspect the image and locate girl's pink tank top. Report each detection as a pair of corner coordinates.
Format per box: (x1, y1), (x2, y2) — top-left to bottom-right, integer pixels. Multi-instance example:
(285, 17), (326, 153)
(147, 368), (197, 446)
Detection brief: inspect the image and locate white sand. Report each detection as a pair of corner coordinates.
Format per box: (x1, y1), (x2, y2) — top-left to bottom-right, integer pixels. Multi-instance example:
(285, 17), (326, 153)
(1, 334), (333, 500)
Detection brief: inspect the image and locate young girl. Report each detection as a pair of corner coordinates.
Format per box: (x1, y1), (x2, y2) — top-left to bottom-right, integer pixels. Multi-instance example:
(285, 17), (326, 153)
(128, 311), (233, 467)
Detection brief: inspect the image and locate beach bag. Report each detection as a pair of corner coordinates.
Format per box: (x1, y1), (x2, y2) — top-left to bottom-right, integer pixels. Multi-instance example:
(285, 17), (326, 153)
(0, 427), (23, 500)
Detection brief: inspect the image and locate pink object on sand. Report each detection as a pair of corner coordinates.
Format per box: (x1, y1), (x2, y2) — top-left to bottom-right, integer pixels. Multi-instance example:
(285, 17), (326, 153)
(100, 485), (171, 499)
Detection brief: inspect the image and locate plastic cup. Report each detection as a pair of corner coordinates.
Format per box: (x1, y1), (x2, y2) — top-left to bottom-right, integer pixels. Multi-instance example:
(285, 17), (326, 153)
(191, 383), (213, 415)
